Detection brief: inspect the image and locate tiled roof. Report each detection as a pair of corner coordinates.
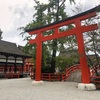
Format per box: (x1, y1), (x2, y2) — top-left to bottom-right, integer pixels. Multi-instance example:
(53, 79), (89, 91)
(0, 40), (26, 57)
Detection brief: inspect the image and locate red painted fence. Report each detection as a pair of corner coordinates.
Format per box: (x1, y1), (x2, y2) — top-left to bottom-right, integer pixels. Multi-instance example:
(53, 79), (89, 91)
(62, 64), (81, 81)
(30, 73), (61, 81)
(0, 66), (22, 79)
(30, 64), (100, 89)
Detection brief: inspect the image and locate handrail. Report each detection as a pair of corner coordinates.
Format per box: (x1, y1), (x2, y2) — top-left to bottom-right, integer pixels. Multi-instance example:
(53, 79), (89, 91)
(90, 76), (100, 89)
(0, 67), (4, 73)
(4, 67), (22, 79)
(41, 73), (61, 81)
(30, 73), (61, 81)
(62, 64), (81, 80)
(30, 64), (100, 85)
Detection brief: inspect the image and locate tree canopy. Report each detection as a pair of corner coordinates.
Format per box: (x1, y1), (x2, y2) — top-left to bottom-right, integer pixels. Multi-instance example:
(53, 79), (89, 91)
(20, 1), (100, 74)
(19, 0), (77, 73)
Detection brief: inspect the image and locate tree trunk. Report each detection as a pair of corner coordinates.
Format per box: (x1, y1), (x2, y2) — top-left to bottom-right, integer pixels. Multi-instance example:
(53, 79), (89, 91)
(50, 0), (60, 73)
(50, 39), (57, 73)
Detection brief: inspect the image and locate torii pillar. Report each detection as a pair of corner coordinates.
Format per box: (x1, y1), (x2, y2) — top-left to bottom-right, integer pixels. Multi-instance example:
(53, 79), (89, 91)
(26, 5), (100, 89)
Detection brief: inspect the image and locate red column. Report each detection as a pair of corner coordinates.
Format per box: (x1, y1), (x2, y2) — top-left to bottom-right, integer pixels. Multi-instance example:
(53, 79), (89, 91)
(76, 20), (90, 83)
(24, 63), (26, 72)
(35, 32), (42, 81)
(27, 63), (30, 72)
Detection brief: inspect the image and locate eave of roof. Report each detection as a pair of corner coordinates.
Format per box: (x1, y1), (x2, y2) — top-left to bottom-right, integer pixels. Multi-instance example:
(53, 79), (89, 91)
(0, 51), (31, 58)
(0, 40), (31, 58)
(25, 5), (100, 32)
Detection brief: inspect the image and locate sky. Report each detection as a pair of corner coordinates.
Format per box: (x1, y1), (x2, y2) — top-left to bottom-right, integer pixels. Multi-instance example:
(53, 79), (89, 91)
(0, 0), (100, 46)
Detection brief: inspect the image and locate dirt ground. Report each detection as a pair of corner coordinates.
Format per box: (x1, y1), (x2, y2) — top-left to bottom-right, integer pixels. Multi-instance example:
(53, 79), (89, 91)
(0, 78), (99, 100)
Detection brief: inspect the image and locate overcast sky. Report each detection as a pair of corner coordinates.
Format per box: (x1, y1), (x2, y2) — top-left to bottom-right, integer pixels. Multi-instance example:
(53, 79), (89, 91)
(0, 0), (100, 46)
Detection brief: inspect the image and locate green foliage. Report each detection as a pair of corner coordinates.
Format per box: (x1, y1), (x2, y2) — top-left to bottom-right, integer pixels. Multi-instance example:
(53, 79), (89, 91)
(42, 43), (52, 67)
(19, 0), (76, 73)
(41, 66), (51, 73)
(56, 55), (79, 72)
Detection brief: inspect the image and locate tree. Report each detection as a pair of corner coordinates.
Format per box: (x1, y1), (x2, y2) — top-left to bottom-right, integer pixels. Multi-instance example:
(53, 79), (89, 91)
(20, 0), (75, 73)
(72, 3), (100, 75)
(47, 0), (67, 73)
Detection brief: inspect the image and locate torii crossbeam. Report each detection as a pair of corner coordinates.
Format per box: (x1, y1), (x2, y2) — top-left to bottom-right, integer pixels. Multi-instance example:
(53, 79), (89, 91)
(26, 5), (100, 90)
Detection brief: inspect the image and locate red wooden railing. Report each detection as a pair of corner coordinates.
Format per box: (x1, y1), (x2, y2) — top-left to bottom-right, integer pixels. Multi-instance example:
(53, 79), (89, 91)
(41, 73), (61, 81)
(30, 64), (100, 89)
(4, 67), (22, 79)
(62, 64), (81, 81)
(0, 65), (31, 78)
(90, 65), (100, 89)
(90, 76), (100, 89)
(90, 76), (100, 83)
(30, 73), (61, 81)
(30, 64), (81, 81)
(0, 67), (4, 73)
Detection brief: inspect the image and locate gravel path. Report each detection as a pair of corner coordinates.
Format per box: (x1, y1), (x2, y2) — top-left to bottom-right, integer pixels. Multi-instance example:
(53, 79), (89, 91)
(0, 78), (99, 100)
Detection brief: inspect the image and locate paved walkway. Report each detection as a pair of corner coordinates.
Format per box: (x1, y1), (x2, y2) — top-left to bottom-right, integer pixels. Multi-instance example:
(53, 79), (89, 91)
(0, 78), (99, 100)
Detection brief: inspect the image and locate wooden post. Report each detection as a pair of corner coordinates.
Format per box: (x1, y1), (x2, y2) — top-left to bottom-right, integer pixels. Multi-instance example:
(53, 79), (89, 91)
(5, 55), (8, 73)
(76, 19), (90, 83)
(35, 32), (42, 81)
(14, 57), (17, 73)
(22, 58), (25, 74)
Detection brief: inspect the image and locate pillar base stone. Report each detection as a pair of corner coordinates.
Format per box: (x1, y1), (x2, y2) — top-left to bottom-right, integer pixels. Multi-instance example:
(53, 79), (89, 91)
(32, 80), (43, 85)
(78, 83), (96, 91)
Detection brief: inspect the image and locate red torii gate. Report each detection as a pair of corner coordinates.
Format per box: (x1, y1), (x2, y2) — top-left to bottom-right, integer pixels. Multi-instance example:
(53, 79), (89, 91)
(26, 5), (100, 86)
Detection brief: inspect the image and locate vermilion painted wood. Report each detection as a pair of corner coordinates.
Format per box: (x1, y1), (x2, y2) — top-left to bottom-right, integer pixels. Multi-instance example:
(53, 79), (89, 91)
(29, 28), (77, 44)
(62, 64), (81, 81)
(75, 19), (90, 83)
(28, 12), (96, 35)
(29, 24), (97, 44)
(28, 11), (98, 83)
(35, 32), (42, 81)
